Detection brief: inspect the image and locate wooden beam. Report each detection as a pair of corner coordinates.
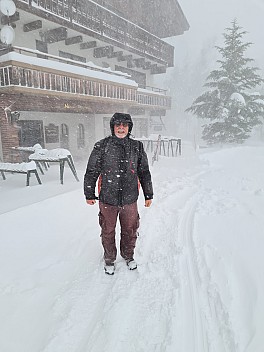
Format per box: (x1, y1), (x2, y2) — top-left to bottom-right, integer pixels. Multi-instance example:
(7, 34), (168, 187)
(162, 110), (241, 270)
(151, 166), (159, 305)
(43, 27), (67, 43)
(93, 46), (113, 58)
(150, 65), (167, 74)
(23, 20), (42, 32)
(80, 41), (97, 50)
(117, 55), (126, 62)
(123, 55), (133, 61)
(1, 12), (20, 25)
(142, 61), (152, 70)
(127, 58), (136, 69)
(59, 50), (86, 63)
(107, 50), (123, 59)
(133, 58), (145, 68)
(65, 35), (83, 45)
(36, 40), (48, 53)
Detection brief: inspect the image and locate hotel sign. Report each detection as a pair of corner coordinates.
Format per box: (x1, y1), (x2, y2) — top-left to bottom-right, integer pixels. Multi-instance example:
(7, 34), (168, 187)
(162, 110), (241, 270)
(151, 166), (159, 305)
(45, 123), (59, 143)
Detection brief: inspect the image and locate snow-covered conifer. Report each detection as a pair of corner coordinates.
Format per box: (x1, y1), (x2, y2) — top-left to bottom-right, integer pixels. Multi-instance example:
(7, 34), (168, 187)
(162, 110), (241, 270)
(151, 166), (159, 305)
(186, 20), (264, 144)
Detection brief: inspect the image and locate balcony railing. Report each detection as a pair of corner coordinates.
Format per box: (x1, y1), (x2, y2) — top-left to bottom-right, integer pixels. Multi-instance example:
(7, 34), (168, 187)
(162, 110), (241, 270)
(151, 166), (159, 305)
(0, 65), (136, 101)
(16, 0), (174, 66)
(0, 64), (171, 109)
(137, 91), (171, 109)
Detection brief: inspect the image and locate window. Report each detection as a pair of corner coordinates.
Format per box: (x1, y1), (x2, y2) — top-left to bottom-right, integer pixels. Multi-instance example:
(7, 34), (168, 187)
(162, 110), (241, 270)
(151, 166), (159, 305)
(60, 123), (69, 149)
(77, 124), (85, 149)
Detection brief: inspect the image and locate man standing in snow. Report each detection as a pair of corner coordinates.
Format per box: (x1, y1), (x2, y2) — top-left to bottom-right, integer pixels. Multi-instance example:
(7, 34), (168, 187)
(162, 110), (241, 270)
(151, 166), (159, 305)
(84, 112), (153, 275)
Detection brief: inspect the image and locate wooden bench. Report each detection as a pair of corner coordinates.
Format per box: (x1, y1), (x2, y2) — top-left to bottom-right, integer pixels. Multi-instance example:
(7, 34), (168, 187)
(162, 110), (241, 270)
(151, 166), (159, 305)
(0, 161), (42, 186)
(29, 148), (79, 185)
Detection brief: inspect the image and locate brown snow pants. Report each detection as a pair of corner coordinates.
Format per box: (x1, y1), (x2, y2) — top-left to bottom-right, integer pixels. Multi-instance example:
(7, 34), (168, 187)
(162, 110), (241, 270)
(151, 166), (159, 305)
(98, 201), (140, 264)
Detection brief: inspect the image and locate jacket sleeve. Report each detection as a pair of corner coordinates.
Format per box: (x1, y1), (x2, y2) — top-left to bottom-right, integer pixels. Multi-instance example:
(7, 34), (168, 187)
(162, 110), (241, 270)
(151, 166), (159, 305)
(83, 140), (103, 200)
(137, 141), (153, 200)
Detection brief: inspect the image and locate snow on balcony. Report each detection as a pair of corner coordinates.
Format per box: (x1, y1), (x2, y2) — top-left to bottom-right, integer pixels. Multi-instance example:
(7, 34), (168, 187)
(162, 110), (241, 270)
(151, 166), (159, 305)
(0, 48), (138, 87)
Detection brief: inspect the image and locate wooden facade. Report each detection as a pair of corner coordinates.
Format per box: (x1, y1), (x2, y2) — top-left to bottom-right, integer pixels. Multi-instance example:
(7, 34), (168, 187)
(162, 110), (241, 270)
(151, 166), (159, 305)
(0, 0), (188, 161)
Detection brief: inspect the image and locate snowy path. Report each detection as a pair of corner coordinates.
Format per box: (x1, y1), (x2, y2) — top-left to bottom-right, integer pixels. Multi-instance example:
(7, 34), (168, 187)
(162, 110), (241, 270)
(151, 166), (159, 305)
(40, 157), (237, 352)
(177, 192), (237, 352)
(1, 145), (264, 352)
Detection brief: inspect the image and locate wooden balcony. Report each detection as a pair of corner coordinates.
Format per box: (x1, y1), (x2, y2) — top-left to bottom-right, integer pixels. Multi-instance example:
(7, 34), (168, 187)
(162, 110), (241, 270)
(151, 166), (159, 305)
(0, 49), (171, 109)
(137, 90), (171, 109)
(0, 64), (136, 101)
(15, 0), (174, 66)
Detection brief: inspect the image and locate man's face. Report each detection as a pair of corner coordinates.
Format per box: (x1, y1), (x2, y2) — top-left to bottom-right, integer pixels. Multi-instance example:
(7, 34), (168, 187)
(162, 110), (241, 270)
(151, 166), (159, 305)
(114, 121), (129, 138)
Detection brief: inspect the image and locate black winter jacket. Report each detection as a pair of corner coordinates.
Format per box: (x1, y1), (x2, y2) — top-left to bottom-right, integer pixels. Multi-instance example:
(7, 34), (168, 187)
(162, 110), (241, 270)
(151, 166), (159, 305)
(84, 135), (153, 206)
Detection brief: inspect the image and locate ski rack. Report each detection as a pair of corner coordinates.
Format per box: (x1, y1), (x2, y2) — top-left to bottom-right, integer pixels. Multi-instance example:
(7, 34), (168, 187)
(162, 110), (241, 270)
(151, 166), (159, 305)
(151, 134), (162, 166)
(136, 136), (181, 166)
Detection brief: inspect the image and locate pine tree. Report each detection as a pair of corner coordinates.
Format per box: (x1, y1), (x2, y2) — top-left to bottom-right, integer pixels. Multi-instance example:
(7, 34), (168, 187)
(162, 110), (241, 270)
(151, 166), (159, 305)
(186, 20), (264, 144)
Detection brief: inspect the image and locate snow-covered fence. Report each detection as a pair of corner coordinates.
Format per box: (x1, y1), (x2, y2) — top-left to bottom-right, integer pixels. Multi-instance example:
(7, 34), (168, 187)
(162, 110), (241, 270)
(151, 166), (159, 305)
(0, 161), (42, 186)
(137, 135), (182, 165)
(151, 134), (161, 166)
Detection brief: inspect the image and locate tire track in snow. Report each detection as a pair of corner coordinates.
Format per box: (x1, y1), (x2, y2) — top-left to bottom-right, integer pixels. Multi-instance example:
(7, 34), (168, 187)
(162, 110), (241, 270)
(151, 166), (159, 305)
(177, 196), (209, 352)
(177, 192), (238, 352)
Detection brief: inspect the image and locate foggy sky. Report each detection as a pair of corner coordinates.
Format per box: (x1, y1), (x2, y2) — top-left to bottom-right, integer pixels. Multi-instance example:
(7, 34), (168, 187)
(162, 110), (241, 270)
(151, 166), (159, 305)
(155, 0), (264, 139)
(171, 0), (264, 70)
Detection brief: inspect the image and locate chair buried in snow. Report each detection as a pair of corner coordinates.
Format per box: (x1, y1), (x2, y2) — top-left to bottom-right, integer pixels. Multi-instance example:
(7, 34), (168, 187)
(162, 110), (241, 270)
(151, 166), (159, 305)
(0, 161), (42, 186)
(29, 148), (79, 185)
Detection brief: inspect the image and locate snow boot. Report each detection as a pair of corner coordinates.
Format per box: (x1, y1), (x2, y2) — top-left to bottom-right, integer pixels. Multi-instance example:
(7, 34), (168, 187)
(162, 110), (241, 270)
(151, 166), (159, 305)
(126, 259), (137, 270)
(104, 263), (115, 275)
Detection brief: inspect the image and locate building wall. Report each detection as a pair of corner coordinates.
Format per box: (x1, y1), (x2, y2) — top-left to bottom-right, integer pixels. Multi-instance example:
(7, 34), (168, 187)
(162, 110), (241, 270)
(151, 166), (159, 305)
(0, 96), (20, 162)
(11, 13), (166, 92)
(18, 111), (96, 160)
(94, 0), (189, 37)
(18, 110), (150, 157)
(0, 126), (3, 161)
(0, 2), (178, 161)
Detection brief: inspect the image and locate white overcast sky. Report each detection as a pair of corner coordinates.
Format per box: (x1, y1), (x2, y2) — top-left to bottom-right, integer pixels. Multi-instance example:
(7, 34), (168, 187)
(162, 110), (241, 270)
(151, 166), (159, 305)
(170, 0), (264, 70)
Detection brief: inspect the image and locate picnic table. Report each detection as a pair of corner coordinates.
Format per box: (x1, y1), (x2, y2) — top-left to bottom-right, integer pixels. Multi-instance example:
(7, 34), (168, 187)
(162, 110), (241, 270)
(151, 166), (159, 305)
(29, 148), (79, 184)
(10, 144), (44, 162)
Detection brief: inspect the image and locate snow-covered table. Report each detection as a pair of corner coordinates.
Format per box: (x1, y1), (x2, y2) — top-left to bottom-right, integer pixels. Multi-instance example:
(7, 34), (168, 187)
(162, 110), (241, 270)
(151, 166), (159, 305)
(0, 161), (42, 186)
(29, 148), (79, 185)
(10, 144), (44, 162)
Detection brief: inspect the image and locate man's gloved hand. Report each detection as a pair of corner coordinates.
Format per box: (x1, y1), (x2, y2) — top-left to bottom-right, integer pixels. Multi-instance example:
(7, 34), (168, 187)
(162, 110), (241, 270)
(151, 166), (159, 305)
(86, 199), (96, 205)
(145, 199), (152, 207)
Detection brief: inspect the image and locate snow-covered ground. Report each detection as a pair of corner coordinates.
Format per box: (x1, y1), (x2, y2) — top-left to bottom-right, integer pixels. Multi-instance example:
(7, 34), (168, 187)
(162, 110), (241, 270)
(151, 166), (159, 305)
(1, 142), (264, 352)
